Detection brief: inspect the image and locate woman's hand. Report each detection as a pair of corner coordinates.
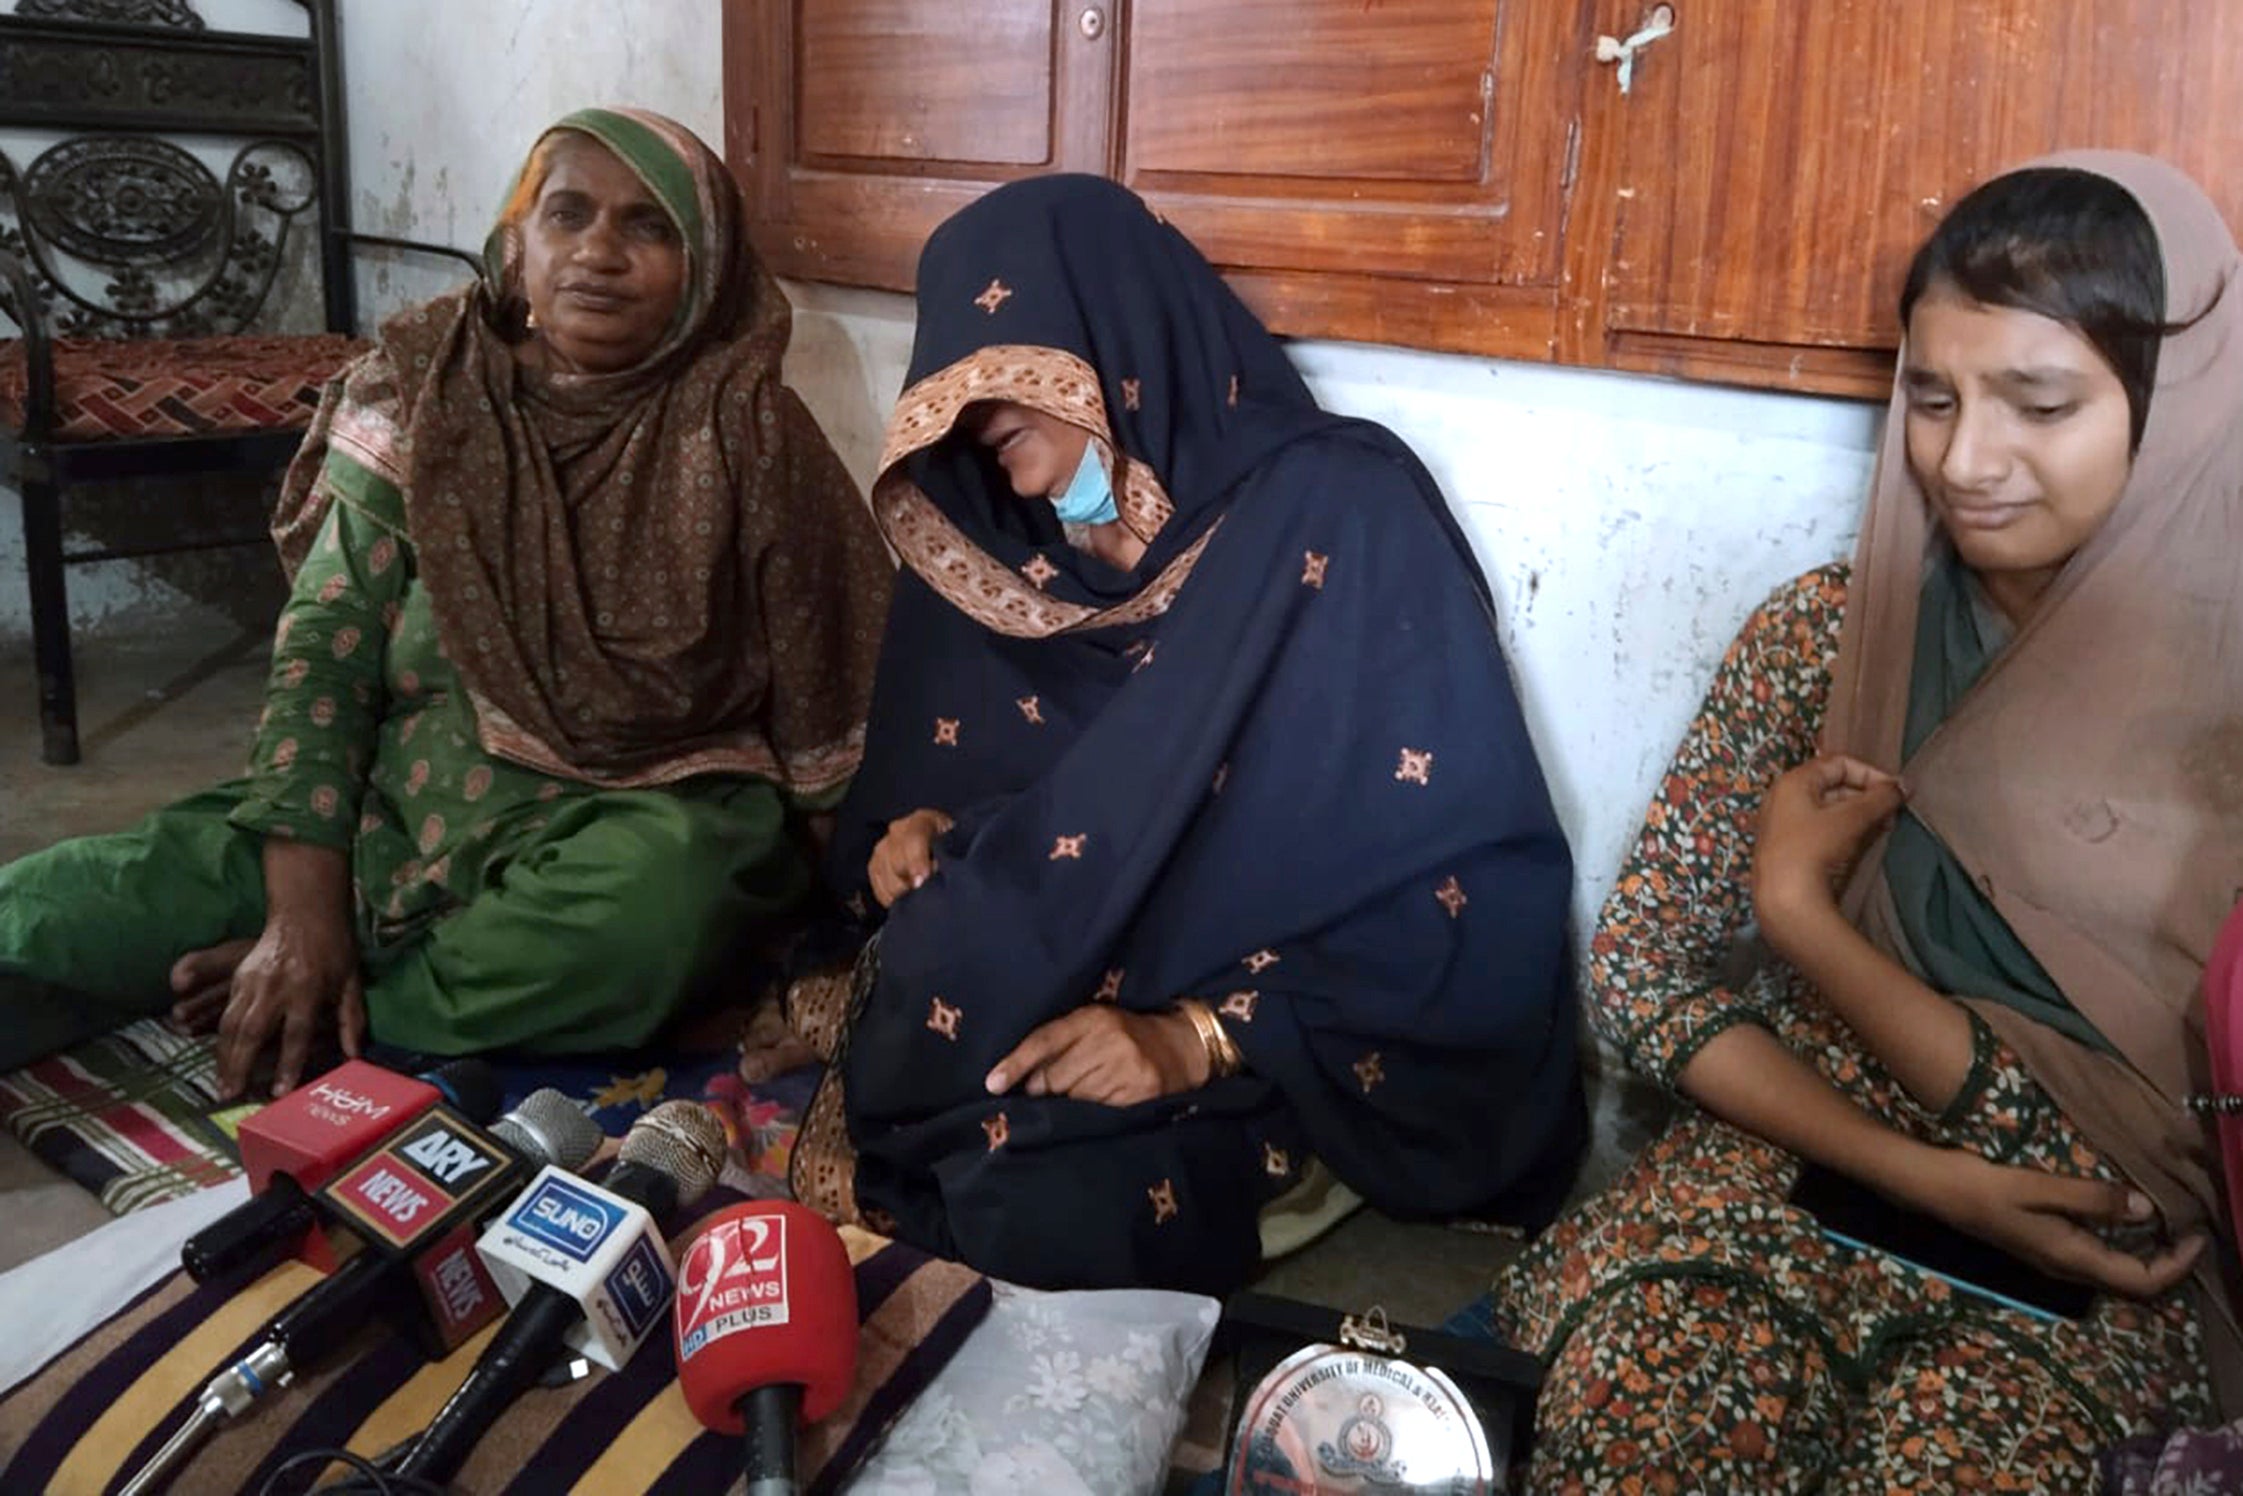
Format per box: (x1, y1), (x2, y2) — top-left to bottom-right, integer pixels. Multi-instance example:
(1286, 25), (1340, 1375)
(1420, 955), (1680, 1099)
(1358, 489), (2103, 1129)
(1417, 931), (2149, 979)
(1904, 1149), (2206, 1300)
(985, 1006), (1210, 1107)
(214, 840), (366, 1100)
(867, 808), (954, 907)
(214, 914), (366, 1100)
(167, 938), (258, 1035)
(1752, 754), (1905, 949)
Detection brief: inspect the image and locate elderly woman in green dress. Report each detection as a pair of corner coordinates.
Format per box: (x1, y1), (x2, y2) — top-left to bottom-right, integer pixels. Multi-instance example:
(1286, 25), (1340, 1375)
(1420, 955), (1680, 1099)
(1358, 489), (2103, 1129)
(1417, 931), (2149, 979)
(0, 108), (893, 1099)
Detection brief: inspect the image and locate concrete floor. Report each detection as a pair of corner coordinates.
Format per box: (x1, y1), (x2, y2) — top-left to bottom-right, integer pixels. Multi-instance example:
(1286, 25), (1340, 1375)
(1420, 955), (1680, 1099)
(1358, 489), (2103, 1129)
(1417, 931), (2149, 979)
(0, 616), (1517, 1322)
(0, 617), (273, 1274)
(0, 624), (270, 864)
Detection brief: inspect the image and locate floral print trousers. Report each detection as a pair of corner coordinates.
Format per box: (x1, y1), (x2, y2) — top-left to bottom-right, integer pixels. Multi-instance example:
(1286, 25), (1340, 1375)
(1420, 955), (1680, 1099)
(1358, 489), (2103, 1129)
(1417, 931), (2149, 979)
(1497, 1024), (2211, 1493)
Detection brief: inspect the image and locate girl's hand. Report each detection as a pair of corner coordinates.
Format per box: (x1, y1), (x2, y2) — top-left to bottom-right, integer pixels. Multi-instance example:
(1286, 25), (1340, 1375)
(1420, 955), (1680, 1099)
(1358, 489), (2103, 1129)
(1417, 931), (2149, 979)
(1753, 754), (1904, 947)
(1908, 1149), (2205, 1300)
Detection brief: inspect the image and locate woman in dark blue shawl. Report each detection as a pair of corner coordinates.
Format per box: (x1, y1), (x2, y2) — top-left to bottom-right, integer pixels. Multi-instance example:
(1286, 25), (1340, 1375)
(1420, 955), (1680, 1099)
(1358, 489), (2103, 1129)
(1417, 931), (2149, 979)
(804, 175), (1583, 1295)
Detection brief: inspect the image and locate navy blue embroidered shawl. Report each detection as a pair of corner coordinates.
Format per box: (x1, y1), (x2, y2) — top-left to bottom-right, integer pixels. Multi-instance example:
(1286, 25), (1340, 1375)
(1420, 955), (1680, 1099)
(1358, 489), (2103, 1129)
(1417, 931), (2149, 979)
(830, 176), (1583, 1294)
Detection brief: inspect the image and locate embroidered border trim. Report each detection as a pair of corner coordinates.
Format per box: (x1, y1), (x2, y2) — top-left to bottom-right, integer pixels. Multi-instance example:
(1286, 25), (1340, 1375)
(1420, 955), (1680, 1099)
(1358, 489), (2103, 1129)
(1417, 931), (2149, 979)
(472, 693), (866, 793)
(1118, 454), (1173, 541)
(879, 345), (1115, 476)
(328, 400), (405, 488)
(872, 345), (1209, 640)
(873, 476), (1218, 640)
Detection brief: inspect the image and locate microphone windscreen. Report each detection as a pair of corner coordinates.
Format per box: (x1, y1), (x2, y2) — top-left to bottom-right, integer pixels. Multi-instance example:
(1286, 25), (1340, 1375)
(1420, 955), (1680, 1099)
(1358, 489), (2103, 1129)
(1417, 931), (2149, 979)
(489, 1090), (602, 1172)
(617, 1100), (726, 1204)
(423, 1058), (501, 1123)
(674, 1201), (859, 1430)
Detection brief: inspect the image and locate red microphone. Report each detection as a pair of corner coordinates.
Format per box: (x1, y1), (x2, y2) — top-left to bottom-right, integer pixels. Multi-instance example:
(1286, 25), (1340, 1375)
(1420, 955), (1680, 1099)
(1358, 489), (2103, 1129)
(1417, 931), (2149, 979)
(183, 1057), (500, 1281)
(673, 1201), (859, 1494)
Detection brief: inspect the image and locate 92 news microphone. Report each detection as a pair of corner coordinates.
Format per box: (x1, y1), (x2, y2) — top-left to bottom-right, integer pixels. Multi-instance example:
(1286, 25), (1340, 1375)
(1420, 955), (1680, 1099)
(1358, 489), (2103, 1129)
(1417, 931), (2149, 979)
(119, 1089), (601, 1496)
(673, 1201), (859, 1496)
(390, 1100), (729, 1485)
(182, 1056), (501, 1283)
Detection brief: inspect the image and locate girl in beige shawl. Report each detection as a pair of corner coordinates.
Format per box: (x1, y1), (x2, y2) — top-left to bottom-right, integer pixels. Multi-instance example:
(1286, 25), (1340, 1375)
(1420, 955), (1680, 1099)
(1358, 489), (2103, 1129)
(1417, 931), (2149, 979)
(1498, 153), (2242, 1489)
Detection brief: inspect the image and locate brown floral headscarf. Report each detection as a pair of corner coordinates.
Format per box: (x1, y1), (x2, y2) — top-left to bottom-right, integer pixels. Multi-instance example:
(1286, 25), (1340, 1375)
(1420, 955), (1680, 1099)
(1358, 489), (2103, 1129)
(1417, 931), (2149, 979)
(274, 107), (893, 794)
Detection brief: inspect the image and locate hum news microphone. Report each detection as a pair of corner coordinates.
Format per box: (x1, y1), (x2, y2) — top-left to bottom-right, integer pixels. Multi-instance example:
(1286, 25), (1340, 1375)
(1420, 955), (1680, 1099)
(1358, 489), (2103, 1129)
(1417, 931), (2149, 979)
(117, 1090), (599, 1496)
(181, 1056), (502, 1283)
(390, 1100), (729, 1485)
(673, 1201), (859, 1496)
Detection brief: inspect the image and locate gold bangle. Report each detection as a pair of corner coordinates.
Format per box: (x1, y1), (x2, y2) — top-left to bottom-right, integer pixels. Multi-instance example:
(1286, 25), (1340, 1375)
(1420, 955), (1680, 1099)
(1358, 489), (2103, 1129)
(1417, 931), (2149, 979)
(1209, 1012), (1243, 1076)
(1176, 999), (1242, 1079)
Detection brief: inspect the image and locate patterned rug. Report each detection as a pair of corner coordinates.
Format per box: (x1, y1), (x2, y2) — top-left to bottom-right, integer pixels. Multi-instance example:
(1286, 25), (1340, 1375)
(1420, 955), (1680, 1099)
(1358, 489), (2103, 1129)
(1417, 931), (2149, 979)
(0, 1018), (816, 1215)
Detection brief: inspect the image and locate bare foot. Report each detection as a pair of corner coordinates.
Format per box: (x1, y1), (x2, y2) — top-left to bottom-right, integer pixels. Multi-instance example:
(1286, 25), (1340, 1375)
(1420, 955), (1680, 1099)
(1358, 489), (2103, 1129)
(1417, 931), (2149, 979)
(167, 937), (255, 1033)
(737, 999), (816, 1083)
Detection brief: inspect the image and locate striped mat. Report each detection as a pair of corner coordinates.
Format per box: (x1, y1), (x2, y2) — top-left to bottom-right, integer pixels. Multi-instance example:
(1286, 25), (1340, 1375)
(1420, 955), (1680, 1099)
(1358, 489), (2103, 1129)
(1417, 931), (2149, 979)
(0, 1022), (817, 1218)
(0, 1189), (990, 1495)
(0, 1019), (242, 1213)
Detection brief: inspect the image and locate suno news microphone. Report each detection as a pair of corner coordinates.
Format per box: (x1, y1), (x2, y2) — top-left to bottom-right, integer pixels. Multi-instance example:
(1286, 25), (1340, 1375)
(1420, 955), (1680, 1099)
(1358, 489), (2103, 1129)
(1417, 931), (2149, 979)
(674, 1201), (859, 1496)
(117, 1090), (599, 1496)
(182, 1056), (501, 1283)
(322, 1089), (608, 1358)
(391, 1100), (728, 1485)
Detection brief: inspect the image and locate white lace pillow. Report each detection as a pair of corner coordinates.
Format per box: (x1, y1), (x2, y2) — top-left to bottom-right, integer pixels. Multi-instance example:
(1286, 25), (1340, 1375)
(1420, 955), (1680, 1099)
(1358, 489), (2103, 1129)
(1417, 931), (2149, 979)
(853, 1281), (1221, 1496)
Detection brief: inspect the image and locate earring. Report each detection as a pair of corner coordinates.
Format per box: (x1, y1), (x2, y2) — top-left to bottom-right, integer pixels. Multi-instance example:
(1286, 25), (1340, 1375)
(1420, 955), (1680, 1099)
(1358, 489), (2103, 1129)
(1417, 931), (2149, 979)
(524, 307), (540, 332)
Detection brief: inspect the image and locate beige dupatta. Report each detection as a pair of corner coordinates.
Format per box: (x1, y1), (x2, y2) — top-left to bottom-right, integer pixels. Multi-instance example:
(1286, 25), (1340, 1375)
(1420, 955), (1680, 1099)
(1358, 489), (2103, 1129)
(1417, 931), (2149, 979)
(1826, 151), (2243, 1405)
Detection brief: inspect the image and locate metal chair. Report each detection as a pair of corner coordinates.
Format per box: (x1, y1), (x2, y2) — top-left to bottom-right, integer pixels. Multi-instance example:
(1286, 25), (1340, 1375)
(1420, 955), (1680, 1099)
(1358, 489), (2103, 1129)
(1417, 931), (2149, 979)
(0, 0), (474, 763)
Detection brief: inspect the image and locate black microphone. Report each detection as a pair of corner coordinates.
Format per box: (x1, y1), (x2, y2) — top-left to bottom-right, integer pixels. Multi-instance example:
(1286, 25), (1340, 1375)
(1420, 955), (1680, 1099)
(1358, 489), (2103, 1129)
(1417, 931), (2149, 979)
(182, 1057), (502, 1285)
(116, 1090), (601, 1496)
(390, 1100), (729, 1485)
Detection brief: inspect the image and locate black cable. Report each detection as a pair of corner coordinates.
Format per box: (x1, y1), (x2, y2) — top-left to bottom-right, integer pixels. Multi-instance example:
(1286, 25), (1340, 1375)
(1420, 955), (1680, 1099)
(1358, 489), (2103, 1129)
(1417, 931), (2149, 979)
(255, 1444), (451, 1496)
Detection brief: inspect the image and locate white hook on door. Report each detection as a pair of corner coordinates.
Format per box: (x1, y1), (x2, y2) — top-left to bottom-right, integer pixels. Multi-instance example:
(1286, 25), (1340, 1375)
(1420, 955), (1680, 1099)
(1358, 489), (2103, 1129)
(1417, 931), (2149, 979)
(1595, 5), (1675, 96)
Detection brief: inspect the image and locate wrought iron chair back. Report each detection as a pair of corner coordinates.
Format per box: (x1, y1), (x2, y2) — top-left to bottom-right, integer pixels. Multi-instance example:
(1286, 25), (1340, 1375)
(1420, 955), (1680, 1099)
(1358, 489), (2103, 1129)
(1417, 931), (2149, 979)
(0, 0), (467, 765)
(0, 0), (354, 378)
(2, 134), (322, 335)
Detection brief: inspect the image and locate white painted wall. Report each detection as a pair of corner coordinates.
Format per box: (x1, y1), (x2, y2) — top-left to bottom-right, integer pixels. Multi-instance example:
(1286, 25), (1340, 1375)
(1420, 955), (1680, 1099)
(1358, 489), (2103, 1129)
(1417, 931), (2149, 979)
(3, 0), (1884, 940)
(338, 1), (722, 318)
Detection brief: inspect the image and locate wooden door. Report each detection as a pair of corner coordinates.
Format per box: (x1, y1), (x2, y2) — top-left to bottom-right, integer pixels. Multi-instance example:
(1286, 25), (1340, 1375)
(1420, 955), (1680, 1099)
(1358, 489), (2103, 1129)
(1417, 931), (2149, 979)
(1581, 0), (2243, 396)
(726, 0), (1119, 289)
(1116, 0), (1594, 361)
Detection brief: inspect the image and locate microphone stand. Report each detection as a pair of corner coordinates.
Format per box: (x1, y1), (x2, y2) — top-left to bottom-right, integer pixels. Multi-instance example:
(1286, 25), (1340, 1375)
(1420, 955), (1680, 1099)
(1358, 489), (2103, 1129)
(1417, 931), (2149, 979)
(115, 1344), (290, 1496)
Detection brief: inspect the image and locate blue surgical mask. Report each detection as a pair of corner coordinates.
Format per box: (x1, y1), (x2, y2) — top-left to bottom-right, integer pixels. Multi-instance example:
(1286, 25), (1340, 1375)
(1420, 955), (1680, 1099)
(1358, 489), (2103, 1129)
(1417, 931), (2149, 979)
(1050, 441), (1119, 527)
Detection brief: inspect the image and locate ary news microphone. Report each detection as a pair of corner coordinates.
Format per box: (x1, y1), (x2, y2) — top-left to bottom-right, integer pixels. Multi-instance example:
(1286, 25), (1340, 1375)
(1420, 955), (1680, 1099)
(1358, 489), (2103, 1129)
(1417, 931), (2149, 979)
(183, 1056), (502, 1283)
(391, 1100), (729, 1485)
(291, 1088), (605, 1358)
(673, 1201), (859, 1496)
(116, 1090), (600, 1496)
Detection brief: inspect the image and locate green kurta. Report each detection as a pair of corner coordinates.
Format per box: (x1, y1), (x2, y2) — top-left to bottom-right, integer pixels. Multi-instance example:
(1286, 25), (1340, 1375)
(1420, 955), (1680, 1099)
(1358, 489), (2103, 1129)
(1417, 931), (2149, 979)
(242, 462), (829, 961)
